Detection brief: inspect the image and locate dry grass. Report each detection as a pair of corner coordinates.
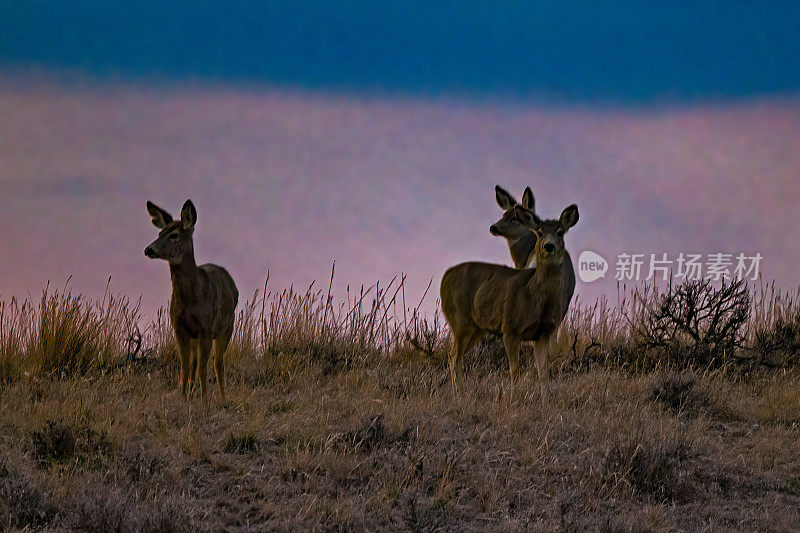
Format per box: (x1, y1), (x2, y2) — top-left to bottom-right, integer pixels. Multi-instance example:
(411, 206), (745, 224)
(2, 272), (800, 530)
(0, 279), (140, 383)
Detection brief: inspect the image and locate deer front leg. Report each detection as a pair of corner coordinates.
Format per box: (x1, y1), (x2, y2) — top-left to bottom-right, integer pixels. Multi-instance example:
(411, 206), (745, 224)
(533, 334), (551, 402)
(502, 333), (522, 382)
(176, 336), (192, 399)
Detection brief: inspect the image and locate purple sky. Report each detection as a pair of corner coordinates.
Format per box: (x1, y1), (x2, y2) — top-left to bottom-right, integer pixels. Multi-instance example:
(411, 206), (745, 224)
(1, 79), (799, 318)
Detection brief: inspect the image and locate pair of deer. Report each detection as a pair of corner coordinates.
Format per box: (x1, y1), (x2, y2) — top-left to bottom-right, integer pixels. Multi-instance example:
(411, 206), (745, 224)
(440, 186), (579, 398)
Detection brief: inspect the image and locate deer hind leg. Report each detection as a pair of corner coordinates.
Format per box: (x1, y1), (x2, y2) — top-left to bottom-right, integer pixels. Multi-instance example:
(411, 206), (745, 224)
(449, 326), (475, 391)
(448, 334), (462, 391)
(213, 330), (231, 400)
(177, 336), (192, 399)
(502, 333), (522, 382)
(197, 336), (212, 400)
(533, 334), (552, 402)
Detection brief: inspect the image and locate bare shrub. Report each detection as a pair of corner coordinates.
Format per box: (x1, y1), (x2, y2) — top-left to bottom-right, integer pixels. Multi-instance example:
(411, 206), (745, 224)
(555, 280), (800, 374)
(630, 279), (750, 369)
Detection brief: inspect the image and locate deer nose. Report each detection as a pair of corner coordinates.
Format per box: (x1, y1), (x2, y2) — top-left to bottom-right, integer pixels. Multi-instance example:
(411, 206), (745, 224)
(544, 243), (556, 253)
(144, 247), (156, 258)
(489, 224), (500, 235)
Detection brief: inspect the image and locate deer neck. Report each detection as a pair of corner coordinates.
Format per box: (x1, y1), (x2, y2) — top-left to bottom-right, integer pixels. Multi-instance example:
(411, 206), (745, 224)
(530, 257), (565, 294)
(510, 233), (537, 269)
(169, 245), (202, 303)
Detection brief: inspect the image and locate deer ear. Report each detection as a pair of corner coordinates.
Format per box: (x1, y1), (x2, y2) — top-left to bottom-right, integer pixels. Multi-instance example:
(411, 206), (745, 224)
(147, 201), (172, 229)
(513, 204), (540, 227)
(181, 200), (197, 230)
(560, 204), (579, 230)
(521, 187), (535, 210)
(495, 185), (518, 211)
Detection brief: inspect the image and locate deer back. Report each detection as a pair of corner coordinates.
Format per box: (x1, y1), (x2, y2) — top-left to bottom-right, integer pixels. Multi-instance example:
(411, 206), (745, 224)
(441, 261), (532, 334)
(200, 264), (238, 336)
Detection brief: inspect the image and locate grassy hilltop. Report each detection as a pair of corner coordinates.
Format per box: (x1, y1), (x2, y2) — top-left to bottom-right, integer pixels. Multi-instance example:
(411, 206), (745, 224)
(2, 274), (800, 531)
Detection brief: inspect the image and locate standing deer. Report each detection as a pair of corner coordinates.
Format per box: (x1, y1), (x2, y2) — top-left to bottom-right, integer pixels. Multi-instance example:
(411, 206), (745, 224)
(440, 203), (579, 396)
(144, 200), (238, 401)
(491, 185), (576, 303)
(491, 185), (538, 269)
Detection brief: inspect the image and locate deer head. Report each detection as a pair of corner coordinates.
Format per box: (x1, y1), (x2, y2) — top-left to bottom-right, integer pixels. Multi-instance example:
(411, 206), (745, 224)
(516, 203), (579, 267)
(144, 200), (197, 265)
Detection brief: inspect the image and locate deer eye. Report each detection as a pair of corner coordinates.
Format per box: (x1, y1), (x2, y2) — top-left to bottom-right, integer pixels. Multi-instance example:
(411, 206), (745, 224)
(557, 230), (564, 238)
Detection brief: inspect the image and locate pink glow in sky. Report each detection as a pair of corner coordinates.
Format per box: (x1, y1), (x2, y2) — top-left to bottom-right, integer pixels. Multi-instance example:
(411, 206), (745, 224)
(1, 80), (799, 318)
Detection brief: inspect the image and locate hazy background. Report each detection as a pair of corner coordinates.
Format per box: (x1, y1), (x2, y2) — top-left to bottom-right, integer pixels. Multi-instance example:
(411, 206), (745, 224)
(1, 2), (799, 317)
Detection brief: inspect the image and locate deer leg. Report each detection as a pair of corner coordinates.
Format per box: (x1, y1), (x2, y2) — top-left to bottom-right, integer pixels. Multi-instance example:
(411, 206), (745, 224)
(177, 336), (191, 399)
(188, 339), (199, 397)
(198, 336), (212, 400)
(533, 334), (551, 402)
(449, 327), (472, 390)
(502, 333), (522, 382)
(448, 335), (462, 391)
(464, 330), (484, 355)
(451, 328), (484, 389)
(213, 331), (231, 400)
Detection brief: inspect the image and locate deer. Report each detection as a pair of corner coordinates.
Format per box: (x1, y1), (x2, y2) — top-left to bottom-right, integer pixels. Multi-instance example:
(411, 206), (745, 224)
(491, 185), (538, 269)
(440, 202), (579, 397)
(144, 200), (238, 402)
(491, 185), (575, 303)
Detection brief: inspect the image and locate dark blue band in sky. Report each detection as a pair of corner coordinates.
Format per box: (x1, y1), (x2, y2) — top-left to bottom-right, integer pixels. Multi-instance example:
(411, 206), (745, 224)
(1, 1), (799, 103)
